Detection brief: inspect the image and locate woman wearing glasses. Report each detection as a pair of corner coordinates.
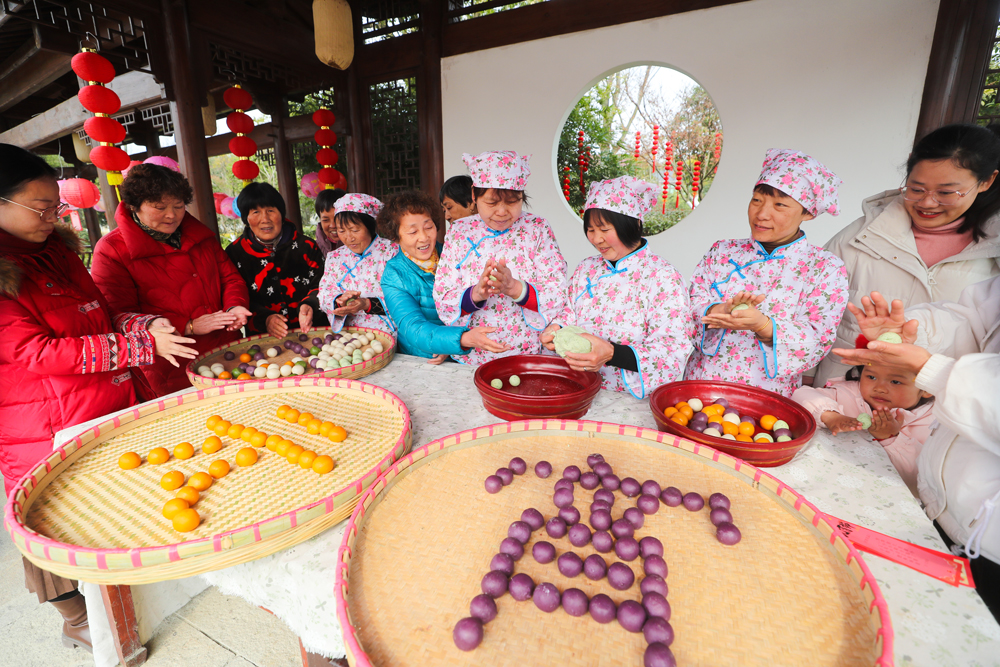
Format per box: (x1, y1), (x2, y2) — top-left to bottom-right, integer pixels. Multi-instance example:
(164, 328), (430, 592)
(813, 124), (1000, 385)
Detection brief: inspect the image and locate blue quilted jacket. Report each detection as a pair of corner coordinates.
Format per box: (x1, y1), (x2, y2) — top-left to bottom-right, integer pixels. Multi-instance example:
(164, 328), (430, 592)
(381, 247), (467, 358)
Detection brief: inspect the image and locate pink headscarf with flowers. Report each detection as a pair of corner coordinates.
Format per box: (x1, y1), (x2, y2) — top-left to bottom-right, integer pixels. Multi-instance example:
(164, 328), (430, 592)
(756, 148), (842, 217)
(334, 193), (382, 219)
(584, 176), (658, 222)
(462, 151), (531, 190)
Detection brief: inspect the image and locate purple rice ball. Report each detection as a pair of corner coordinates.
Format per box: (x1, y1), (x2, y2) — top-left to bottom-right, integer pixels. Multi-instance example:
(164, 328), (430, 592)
(535, 460), (552, 478)
(453, 617), (483, 651)
(620, 477), (641, 497)
(508, 521), (532, 544)
(590, 500), (611, 514)
(490, 553), (515, 576)
(586, 453), (604, 468)
(469, 594), (497, 623)
(774, 427), (793, 438)
(223, 350), (235, 361)
(520, 508), (544, 531)
(312, 337), (323, 346)
(689, 422), (708, 433)
(623, 507), (645, 530)
(601, 474), (621, 491)
(644, 642), (677, 667)
(643, 592), (671, 620)
(640, 574), (668, 597)
(639, 536), (664, 559)
(557, 551), (584, 578)
(309, 357), (321, 368)
(661, 487), (683, 507)
(532, 541), (556, 564)
(592, 530), (614, 553)
(643, 617), (675, 646)
(495, 467), (514, 486)
(711, 507), (734, 526)
(253, 352), (266, 361)
(607, 562), (635, 590)
(283, 340), (295, 349)
(717, 522), (743, 545)
(617, 599), (647, 633)
(563, 465), (581, 482)
(740, 415), (756, 427)
(611, 518), (634, 540)
(568, 523), (591, 547)
(637, 493), (661, 515)
(532, 582), (561, 613)
(615, 536), (640, 561)
(641, 480), (662, 497)
(509, 573), (535, 601)
(683, 492), (705, 511)
(724, 408), (739, 419)
(553, 478), (574, 492)
(481, 570), (508, 597)
(559, 505), (581, 526)
(553, 488), (574, 508)
(589, 509), (612, 532)
(713, 397), (729, 408)
(325, 334), (334, 343)
(579, 472), (600, 490)
(593, 461), (613, 477)
(644, 555), (668, 578)
(561, 588), (589, 617)
(484, 475), (503, 494)
(583, 554), (607, 580)
(593, 489), (615, 506)
(499, 537), (524, 561)
(545, 517), (567, 539)
(298, 334), (309, 342)
(508, 457), (527, 475)
(589, 594), (616, 623)
(691, 411), (709, 425)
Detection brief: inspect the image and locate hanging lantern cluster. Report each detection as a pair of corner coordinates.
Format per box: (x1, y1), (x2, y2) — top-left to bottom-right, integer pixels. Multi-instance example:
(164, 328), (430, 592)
(633, 131), (641, 160)
(562, 167), (572, 202)
(577, 130), (589, 196)
(660, 167), (669, 214)
(71, 50), (130, 190)
(224, 84), (259, 184)
(675, 160), (684, 209)
(651, 125), (659, 167)
(313, 107), (346, 190)
(692, 161), (701, 208)
(713, 132), (723, 173)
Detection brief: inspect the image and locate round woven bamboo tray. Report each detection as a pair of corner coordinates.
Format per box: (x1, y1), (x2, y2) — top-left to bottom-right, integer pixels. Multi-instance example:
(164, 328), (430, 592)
(185, 326), (395, 389)
(336, 420), (892, 667)
(4, 378), (411, 585)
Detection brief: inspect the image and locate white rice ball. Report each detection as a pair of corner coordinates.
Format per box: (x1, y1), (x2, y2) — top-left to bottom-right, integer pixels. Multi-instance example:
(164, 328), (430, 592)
(253, 366), (267, 378)
(266, 365), (281, 379)
(362, 350), (374, 361)
(210, 363), (225, 375)
(280, 364), (293, 377)
(291, 364), (305, 376)
(198, 366), (215, 378)
(688, 398), (704, 412)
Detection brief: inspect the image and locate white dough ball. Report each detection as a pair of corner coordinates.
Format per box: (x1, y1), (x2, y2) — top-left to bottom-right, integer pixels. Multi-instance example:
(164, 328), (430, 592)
(290, 364), (305, 376)
(266, 347), (279, 358)
(198, 366), (215, 378)
(371, 341), (384, 354)
(722, 413), (740, 425)
(266, 366), (281, 379)
(362, 350), (374, 361)
(292, 356), (303, 363)
(688, 398), (704, 412)
(280, 364), (293, 377)
(253, 366), (267, 378)
(210, 363), (225, 375)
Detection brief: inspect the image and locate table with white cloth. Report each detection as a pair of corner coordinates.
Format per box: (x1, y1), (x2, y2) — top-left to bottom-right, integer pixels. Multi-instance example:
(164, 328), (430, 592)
(53, 355), (999, 667)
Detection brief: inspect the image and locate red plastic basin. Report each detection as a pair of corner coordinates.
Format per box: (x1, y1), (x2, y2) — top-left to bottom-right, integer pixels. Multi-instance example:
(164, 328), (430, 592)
(649, 380), (816, 467)
(474, 354), (602, 421)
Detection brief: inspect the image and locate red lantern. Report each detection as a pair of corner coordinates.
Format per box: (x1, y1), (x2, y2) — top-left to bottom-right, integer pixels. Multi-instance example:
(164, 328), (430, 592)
(84, 116), (126, 144)
(71, 51), (115, 84)
(318, 167), (343, 186)
(312, 108), (336, 127)
(225, 84), (258, 184)
(223, 86), (253, 111)
(90, 145), (131, 173)
(232, 159), (260, 181)
(313, 106), (342, 191)
(229, 135), (258, 158)
(675, 160), (684, 209)
(213, 192), (228, 214)
(58, 178), (101, 209)
(316, 148), (339, 166)
(314, 128), (337, 147)
(78, 85), (121, 115)
(226, 112), (254, 135)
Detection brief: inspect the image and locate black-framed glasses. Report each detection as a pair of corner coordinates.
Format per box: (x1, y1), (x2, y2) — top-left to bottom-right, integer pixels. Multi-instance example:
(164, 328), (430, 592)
(0, 196), (70, 219)
(899, 184), (977, 206)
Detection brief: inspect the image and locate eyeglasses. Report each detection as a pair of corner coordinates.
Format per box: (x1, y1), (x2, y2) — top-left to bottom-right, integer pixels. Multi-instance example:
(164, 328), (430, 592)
(0, 196), (69, 220)
(899, 184), (977, 206)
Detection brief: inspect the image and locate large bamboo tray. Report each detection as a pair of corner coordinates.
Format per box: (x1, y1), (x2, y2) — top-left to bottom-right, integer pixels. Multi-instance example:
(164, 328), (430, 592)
(4, 378), (411, 585)
(336, 420), (892, 667)
(185, 326), (395, 389)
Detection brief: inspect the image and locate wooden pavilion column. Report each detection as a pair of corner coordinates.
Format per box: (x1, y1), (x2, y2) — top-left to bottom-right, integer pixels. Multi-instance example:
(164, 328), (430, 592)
(272, 100), (303, 230)
(97, 168), (120, 229)
(82, 207), (102, 246)
(162, 0), (218, 235)
(419, 0), (444, 198)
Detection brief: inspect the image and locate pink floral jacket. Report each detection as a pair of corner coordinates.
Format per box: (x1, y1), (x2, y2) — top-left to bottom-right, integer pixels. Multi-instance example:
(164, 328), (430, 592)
(685, 236), (848, 397)
(316, 237), (398, 332)
(434, 213), (568, 365)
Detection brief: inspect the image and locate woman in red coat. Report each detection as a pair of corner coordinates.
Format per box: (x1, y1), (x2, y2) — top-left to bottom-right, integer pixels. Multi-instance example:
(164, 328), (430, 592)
(0, 144), (196, 652)
(91, 164), (251, 396)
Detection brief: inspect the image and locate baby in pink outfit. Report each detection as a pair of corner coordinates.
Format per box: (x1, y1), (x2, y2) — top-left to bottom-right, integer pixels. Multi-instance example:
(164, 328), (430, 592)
(792, 363), (936, 496)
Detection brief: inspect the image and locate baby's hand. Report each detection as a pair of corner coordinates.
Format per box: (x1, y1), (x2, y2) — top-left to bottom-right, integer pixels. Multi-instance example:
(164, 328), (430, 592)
(821, 411), (865, 435)
(868, 407), (902, 440)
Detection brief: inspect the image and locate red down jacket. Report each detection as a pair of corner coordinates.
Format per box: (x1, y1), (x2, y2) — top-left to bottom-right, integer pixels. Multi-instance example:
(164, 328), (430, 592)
(91, 203), (249, 396)
(0, 226), (153, 495)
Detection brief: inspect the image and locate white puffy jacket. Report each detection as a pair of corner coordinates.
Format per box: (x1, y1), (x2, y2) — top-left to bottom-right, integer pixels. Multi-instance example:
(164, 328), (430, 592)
(814, 191), (1000, 385)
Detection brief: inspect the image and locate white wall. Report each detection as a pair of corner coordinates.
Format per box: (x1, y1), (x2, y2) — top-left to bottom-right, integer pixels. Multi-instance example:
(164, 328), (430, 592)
(441, 0), (940, 280)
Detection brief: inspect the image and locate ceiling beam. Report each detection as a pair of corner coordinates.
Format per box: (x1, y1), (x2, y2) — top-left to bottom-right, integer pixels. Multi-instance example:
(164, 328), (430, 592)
(0, 24), (79, 112)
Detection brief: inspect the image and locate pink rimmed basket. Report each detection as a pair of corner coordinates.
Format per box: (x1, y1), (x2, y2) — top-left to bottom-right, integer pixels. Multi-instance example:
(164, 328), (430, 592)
(335, 420), (893, 667)
(4, 377), (411, 585)
(185, 326), (395, 389)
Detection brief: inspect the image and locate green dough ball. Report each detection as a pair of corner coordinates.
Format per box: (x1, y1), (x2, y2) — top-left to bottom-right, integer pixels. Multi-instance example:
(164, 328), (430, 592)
(488, 274), (498, 282)
(772, 420), (789, 431)
(731, 303), (750, 312)
(857, 413), (872, 429)
(491, 378), (503, 389)
(509, 375), (521, 387)
(553, 326), (592, 357)
(876, 332), (902, 344)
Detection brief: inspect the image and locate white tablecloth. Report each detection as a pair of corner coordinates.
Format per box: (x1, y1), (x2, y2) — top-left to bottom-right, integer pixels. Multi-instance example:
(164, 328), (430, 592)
(57, 356), (999, 665)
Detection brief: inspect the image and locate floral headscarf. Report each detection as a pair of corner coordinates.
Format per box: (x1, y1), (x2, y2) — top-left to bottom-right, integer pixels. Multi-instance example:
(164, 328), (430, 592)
(584, 176), (658, 222)
(462, 151), (531, 190)
(756, 148), (842, 217)
(333, 193), (383, 219)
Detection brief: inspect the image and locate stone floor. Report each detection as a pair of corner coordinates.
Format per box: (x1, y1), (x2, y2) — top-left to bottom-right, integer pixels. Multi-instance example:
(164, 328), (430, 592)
(1, 480), (303, 667)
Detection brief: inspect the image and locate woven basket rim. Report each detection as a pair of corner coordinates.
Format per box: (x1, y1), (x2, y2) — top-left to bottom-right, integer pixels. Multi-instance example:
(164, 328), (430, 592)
(3, 377), (411, 573)
(184, 326), (396, 388)
(333, 419), (894, 667)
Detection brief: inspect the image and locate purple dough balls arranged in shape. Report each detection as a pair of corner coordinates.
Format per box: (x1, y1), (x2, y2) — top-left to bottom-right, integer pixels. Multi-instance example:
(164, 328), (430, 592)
(711, 507), (734, 526)
(589, 594), (617, 623)
(643, 617), (674, 646)
(593, 489), (615, 506)
(639, 536), (664, 559)
(607, 562), (635, 590)
(499, 537), (524, 561)
(509, 573), (535, 601)
(592, 530), (614, 553)
(495, 467), (514, 486)
(508, 457), (527, 475)
(533, 541), (557, 564)
(490, 553), (515, 576)
(453, 617), (483, 651)
(584, 554), (607, 580)
(534, 460), (552, 478)
(520, 508), (544, 531)
(644, 555), (668, 578)
(590, 500), (611, 514)
(660, 487), (683, 507)
(532, 582), (561, 613)
(641, 480), (662, 497)
(644, 643), (677, 667)
(620, 477), (641, 497)
(601, 474), (621, 491)
(717, 522), (743, 545)
(637, 493), (661, 515)
(558, 505), (581, 526)
(553, 478), (574, 492)
(557, 551), (584, 578)
(481, 570), (509, 597)
(615, 536), (640, 561)
(611, 518), (634, 540)
(484, 475), (503, 494)
(469, 594), (497, 623)
(623, 506), (645, 530)
(683, 492), (705, 511)
(508, 521), (532, 544)
(587, 453), (605, 469)
(589, 508), (612, 532)
(709, 492), (731, 510)
(223, 350), (235, 361)
(563, 464), (581, 482)
(561, 588), (589, 617)
(553, 487), (575, 509)
(593, 461), (613, 477)
(568, 522), (591, 547)
(642, 591), (672, 620)
(579, 472), (600, 490)
(617, 599), (647, 633)
(545, 517), (568, 539)
(640, 574), (668, 597)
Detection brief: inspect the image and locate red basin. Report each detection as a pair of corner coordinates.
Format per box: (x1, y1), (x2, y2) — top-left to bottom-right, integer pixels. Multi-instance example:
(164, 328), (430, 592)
(474, 355), (602, 421)
(649, 380), (817, 467)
